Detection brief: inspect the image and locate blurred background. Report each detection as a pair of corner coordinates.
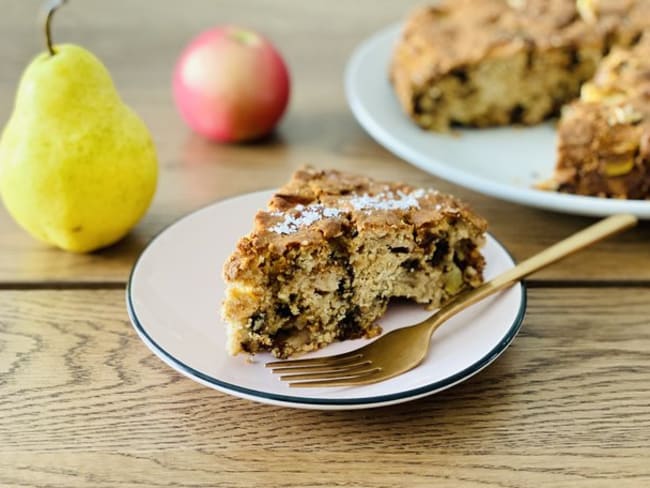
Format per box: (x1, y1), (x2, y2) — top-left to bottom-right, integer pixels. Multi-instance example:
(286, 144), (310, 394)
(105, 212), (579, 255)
(0, 0), (422, 184)
(0, 0), (428, 279)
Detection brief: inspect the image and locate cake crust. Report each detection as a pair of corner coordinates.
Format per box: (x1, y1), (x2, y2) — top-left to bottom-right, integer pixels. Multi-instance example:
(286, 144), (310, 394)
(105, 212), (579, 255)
(550, 34), (650, 198)
(224, 168), (486, 274)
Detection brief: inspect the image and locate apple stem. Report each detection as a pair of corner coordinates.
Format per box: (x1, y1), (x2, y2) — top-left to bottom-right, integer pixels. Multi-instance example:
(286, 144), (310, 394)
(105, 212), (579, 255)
(228, 28), (261, 46)
(44, 0), (67, 56)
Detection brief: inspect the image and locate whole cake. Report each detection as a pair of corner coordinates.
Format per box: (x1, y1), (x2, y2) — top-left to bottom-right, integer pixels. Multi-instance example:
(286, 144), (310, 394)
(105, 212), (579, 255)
(550, 33), (650, 197)
(391, 0), (650, 132)
(222, 168), (487, 358)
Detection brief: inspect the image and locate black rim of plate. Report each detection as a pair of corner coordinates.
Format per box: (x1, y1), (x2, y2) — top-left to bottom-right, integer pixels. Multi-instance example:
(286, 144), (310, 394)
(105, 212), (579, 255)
(126, 192), (528, 407)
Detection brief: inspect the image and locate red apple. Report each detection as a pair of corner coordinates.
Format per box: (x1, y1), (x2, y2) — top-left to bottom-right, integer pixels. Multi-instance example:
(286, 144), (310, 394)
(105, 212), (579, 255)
(173, 26), (290, 143)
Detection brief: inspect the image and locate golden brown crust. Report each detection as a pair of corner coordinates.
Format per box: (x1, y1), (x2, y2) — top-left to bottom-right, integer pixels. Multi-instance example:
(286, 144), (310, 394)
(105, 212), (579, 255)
(225, 167), (487, 280)
(394, 1), (597, 84)
(551, 33), (650, 198)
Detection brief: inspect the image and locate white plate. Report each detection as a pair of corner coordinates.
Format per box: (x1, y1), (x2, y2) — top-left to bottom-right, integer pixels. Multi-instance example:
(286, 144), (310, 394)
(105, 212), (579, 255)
(127, 190), (526, 410)
(345, 24), (650, 219)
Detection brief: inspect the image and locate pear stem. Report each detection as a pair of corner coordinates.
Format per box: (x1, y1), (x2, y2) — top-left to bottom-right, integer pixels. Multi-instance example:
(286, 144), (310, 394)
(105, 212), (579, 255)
(44, 0), (67, 56)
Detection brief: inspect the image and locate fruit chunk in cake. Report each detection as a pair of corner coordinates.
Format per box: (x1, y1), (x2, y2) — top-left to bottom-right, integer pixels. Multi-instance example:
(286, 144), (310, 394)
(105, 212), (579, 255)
(549, 33), (650, 198)
(221, 168), (487, 358)
(390, 0), (649, 132)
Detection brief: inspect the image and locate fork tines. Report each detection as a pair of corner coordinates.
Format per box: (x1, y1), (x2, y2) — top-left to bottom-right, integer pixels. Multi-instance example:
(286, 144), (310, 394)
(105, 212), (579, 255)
(266, 352), (381, 387)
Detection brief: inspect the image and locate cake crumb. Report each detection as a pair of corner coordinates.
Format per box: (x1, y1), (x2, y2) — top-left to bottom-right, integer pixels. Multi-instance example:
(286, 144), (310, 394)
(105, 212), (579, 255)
(222, 167), (488, 359)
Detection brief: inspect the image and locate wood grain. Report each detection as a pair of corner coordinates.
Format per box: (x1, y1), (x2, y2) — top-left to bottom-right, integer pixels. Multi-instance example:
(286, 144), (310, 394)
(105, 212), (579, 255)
(0, 0), (649, 284)
(1, 288), (649, 487)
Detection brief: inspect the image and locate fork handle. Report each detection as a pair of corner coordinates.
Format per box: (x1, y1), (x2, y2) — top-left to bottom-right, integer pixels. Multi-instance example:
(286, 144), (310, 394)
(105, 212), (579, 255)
(434, 213), (638, 325)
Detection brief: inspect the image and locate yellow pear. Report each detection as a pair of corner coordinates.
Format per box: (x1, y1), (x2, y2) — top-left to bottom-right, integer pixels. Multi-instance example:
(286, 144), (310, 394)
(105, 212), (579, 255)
(0, 1), (157, 252)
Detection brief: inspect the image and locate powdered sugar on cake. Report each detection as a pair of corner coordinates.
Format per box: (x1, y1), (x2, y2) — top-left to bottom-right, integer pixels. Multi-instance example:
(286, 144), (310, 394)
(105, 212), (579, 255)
(269, 189), (437, 235)
(269, 204), (342, 235)
(349, 189), (430, 212)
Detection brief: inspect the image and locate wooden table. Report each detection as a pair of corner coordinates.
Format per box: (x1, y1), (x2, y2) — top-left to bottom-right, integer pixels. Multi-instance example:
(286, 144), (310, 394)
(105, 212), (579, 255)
(1, 1), (649, 486)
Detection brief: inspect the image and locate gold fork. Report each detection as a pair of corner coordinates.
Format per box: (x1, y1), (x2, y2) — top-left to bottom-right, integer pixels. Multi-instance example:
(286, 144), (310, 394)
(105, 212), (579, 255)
(266, 214), (637, 387)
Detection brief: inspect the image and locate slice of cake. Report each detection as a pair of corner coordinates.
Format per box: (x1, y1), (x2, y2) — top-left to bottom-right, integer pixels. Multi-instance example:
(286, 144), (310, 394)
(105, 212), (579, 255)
(390, 0), (649, 131)
(549, 33), (650, 198)
(222, 168), (487, 358)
